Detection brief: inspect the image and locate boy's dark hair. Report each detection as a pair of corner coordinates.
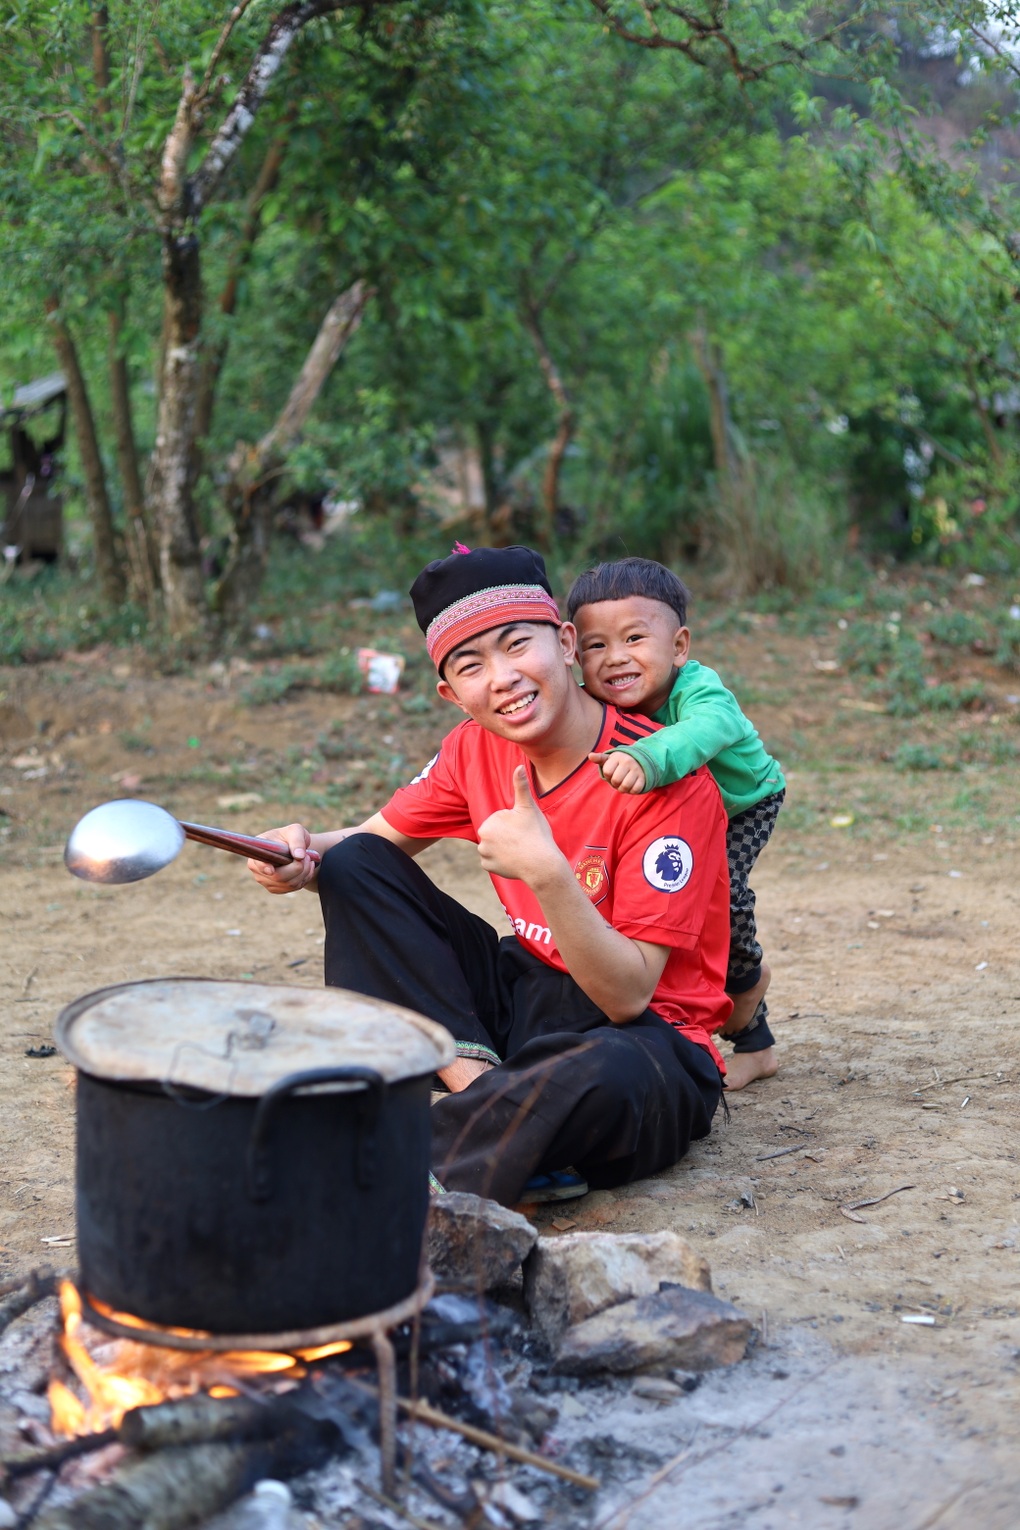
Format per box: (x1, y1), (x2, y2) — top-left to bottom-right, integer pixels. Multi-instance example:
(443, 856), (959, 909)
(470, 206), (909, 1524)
(566, 558), (690, 627)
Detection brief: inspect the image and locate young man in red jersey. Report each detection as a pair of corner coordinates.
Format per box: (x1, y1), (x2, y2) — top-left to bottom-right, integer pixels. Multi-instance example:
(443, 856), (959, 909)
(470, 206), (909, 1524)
(248, 545), (731, 1207)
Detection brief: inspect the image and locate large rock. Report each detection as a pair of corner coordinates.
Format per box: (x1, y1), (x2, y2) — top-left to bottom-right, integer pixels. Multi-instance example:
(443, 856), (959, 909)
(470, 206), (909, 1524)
(552, 1285), (752, 1376)
(427, 1193), (537, 1291)
(524, 1230), (711, 1346)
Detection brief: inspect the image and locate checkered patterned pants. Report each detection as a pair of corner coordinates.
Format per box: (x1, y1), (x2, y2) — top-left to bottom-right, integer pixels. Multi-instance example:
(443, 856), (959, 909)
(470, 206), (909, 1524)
(725, 790), (784, 1052)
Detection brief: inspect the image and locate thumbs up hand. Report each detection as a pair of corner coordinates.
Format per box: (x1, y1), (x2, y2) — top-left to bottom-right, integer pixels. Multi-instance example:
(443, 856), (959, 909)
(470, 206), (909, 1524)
(477, 765), (563, 885)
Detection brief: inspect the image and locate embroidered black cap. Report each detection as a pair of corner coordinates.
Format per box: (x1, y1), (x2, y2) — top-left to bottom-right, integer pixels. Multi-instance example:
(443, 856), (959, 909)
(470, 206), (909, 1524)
(410, 544), (560, 671)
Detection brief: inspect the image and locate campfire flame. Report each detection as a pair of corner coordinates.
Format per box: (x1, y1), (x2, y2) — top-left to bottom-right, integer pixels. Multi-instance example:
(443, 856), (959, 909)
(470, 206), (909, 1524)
(49, 1282), (351, 1436)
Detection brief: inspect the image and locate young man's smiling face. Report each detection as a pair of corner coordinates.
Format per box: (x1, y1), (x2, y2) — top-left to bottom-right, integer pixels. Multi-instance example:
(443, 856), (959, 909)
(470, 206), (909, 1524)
(437, 621), (579, 745)
(574, 595), (690, 716)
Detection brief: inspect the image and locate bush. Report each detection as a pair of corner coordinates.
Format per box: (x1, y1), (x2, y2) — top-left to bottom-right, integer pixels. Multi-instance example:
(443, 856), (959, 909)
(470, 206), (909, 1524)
(993, 607), (1020, 673)
(838, 619), (901, 675)
(923, 680), (986, 712)
(926, 611), (988, 649)
(0, 568), (149, 663)
(240, 654), (364, 707)
(894, 743), (953, 771)
(713, 455), (846, 596)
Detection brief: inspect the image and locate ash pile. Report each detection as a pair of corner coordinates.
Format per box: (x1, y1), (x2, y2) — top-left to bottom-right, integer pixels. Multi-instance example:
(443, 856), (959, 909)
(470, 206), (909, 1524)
(0, 1198), (752, 1529)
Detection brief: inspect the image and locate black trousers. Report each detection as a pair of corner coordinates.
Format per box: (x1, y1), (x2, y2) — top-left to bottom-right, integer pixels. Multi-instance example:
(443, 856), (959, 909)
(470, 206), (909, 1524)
(318, 835), (722, 1207)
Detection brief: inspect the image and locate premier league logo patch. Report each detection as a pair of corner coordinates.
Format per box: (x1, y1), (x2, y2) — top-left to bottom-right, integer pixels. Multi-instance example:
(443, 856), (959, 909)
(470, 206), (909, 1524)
(409, 752), (439, 786)
(642, 836), (693, 893)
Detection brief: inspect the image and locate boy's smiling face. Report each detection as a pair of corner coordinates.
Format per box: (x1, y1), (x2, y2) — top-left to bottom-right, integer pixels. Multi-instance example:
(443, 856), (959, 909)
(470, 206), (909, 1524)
(575, 595), (690, 715)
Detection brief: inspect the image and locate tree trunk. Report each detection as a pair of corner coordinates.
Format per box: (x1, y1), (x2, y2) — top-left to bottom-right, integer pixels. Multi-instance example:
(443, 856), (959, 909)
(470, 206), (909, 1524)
(146, 0), (389, 641)
(541, 409), (575, 544)
(44, 299), (124, 605)
(964, 360), (1004, 468)
(691, 325), (762, 588)
(474, 417), (499, 542)
(521, 304), (574, 550)
(214, 281), (371, 625)
(108, 308), (158, 607)
(147, 234), (209, 641)
(690, 326), (739, 498)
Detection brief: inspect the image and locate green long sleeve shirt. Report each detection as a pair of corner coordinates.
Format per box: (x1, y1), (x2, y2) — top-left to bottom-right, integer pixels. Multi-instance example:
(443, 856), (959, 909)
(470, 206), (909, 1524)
(615, 659), (785, 817)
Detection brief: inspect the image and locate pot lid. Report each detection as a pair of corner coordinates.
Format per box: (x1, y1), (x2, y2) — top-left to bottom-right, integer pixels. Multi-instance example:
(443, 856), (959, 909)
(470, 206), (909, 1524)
(56, 978), (456, 1097)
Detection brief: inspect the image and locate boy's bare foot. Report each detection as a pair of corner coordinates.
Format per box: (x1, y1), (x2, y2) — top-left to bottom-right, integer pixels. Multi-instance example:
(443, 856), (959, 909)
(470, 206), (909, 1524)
(723, 1045), (779, 1092)
(720, 962), (771, 1037)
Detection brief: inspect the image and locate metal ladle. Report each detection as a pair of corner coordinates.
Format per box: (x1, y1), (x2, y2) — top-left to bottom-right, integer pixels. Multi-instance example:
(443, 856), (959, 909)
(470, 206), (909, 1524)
(64, 798), (316, 885)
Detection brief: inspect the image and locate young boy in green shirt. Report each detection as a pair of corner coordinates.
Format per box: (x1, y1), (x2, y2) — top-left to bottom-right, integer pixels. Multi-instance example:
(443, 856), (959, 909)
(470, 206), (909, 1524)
(567, 557), (785, 1091)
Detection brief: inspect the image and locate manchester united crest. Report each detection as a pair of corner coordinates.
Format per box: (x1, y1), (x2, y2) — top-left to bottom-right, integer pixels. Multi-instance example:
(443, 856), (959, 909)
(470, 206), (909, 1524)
(574, 850), (609, 905)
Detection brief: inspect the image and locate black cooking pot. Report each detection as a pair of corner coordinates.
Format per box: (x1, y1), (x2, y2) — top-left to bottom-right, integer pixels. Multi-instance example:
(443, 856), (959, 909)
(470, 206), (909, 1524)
(57, 979), (455, 1335)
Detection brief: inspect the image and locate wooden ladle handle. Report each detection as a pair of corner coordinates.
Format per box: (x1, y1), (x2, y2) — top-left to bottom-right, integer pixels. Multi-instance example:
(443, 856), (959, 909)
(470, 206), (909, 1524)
(179, 821), (318, 868)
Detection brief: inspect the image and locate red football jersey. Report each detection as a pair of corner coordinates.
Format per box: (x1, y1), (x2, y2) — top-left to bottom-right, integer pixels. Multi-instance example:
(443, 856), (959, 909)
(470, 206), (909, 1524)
(381, 704), (732, 1063)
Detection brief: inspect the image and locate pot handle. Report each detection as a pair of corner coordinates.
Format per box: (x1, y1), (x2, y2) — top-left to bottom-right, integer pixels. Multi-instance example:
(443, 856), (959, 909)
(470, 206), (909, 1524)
(246, 1065), (386, 1203)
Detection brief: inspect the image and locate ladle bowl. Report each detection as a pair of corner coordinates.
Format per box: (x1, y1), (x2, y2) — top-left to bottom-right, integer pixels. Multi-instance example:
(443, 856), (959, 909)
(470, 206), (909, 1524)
(65, 799), (306, 885)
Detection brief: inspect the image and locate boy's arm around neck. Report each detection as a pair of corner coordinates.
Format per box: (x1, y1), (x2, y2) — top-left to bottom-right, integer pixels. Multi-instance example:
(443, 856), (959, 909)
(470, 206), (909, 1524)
(617, 667), (749, 791)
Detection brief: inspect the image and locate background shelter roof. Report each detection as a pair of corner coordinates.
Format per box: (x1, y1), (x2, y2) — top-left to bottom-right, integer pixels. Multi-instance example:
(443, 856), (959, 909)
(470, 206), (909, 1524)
(1, 373), (66, 424)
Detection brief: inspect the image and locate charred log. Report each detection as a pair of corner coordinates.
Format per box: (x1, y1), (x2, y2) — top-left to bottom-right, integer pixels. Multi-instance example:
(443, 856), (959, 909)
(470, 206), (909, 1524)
(32, 1440), (256, 1530)
(31, 1401), (340, 1530)
(4, 1393), (317, 1483)
(118, 1394), (271, 1451)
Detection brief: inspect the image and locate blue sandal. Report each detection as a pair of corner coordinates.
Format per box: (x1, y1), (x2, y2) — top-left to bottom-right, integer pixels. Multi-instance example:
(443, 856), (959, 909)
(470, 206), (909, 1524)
(522, 1169), (589, 1203)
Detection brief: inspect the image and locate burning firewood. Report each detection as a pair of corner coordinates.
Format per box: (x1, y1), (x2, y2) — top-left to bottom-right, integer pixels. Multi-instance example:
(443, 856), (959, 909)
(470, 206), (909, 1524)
(31, 1400), (342, 1530)
(4, 1393), (334, 1477)
(117, 1394), (272, 1451)
(31, 1440), (258, 1530)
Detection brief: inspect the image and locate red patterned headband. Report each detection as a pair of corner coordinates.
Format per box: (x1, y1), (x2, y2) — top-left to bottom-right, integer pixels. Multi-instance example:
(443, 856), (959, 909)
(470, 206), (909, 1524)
(426, 583), (561, 670)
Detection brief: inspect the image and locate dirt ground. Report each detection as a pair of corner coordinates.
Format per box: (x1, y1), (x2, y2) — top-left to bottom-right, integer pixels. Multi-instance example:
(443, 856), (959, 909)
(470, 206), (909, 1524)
(2, 606), (1019, 1527)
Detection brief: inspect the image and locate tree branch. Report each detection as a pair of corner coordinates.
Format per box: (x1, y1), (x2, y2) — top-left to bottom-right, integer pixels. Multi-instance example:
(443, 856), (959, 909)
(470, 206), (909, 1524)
(214, 281), (372, 622)
(197, 0), (259, 104)
(588, 0), (878, 82)
(961, 17), (1020, 84)
(90, 5), (111, 115)
(189, 0), (398, 217)
(158, 66), (200, 222)
(122, 0), (165, 140)
(39, 110), (148, 211)
(258, 280), (373, 461)
(45, 298), (125, 605)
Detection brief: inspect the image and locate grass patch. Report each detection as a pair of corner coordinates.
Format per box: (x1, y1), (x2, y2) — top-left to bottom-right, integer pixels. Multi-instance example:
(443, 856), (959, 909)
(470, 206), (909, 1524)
(240, 653), (365, 706)
(0, 572), (150, 663)
(925, 610), (988, 649)
(894, 743), (953, 772)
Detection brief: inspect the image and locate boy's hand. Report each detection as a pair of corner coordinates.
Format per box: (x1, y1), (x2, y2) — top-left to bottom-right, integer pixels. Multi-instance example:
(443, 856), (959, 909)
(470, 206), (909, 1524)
(589, 750), (647, 794)
(477, 766), (564, 886)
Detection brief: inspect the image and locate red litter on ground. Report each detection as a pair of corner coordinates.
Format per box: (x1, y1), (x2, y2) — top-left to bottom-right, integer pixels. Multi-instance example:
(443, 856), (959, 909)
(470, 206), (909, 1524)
(358, 648), (405, 694)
